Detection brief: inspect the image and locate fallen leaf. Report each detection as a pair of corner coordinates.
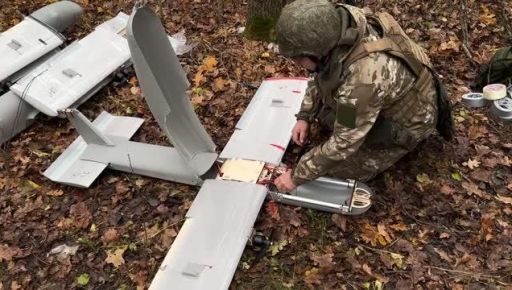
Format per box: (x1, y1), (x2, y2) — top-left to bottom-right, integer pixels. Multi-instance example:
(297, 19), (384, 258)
(203, 56), (218, 72)
(68, 202), (92, 229)
(264, 65), (276, 74)
(102, 228), (120, 243)
(193, 69), (205, 87)
(25, 180), (41, 190)
(266, 200), (280, 220)
(433, 247), (453, 263)
(331, 214), (347, 231)
(416, 173), (431, 184)
(390, 253), (404, 268)
(261, 52), (271, 58)
(479, 5), (497, 26)
(304, 267), (321, 287)
(451, 172), (463, 181)
(46, 189), (64, 196)
(10, 281), (21, 290)
(480, 214), (494, 241)
(48, 244), (79, 260)
(269, 240), (287, 256)
(129, 271), (147, 290)
(362, 263), (373, 276)
(389, 223), (408, 232)
(496, 195), (512, 205)
(463, 158), (480, 170)
(160, 228), (178, 248)
(76, 273), (90, 286)
(105, 246), (127, 268)
(439, 184), (455, 195)
(310, 252), (334, 269)
(0, 244), (22, 262)
(440, 232), (450, 239)
(212, 78), (226, 92)
(130, 86), (140, 95)
(461, 181), (486, 199)
(377, 223), (393, 244)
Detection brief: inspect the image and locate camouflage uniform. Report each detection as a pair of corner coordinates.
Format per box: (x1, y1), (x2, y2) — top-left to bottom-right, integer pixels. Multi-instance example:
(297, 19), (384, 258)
(276, 1), (443, 185)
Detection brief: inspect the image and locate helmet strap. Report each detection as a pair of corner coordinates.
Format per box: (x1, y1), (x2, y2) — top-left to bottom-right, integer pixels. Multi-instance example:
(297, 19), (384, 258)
(337, 6), (359, 46)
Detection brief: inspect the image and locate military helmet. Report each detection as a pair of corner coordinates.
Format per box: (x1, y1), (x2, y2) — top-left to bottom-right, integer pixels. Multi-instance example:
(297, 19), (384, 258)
(276, 0), (342, 59)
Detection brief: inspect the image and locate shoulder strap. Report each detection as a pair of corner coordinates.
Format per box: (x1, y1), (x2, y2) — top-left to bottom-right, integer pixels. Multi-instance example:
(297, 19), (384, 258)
(344, 38), (425, 77)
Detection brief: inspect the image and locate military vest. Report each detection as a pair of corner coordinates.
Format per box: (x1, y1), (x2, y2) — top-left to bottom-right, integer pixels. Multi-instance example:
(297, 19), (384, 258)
(316, 5), (436, 127)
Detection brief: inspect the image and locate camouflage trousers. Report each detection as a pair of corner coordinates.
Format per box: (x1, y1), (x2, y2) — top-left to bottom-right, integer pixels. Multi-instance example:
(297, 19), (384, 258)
(325, 144), (409, 181)
(314, 106), (418, 181)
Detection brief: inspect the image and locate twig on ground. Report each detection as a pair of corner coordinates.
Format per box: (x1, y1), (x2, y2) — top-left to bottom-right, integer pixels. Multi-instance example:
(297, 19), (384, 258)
(460, 0), (477, 66)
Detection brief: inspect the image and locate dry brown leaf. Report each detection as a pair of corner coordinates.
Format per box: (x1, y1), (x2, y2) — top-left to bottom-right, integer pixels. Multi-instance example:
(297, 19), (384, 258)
(69, 202), (92, 229)
(161, 228), (178, 248)
(479, 5), (497, 26)
(310, 252), (334, 269)
(46, 189), (64, 196)
(390, 222), (408, 232)
(361, 222), (390, 246)
(439, 184), (455, 195)
(470, 169), (491, 183)
(304, 267), (321, 287)
(433, 247), (453, 263)
(439, 232), (450, 239)
(378, 223), (394, 244)
(105, 247), (127, 268)
(129, 271), (147, 290)
(130, 86), (141, 95)
(212, 78), (226, 92)
(264, 65), (276, 74)
(496, 195), (512, 205)
(468, 126), (488, 140)
(481, 157), (499, 168)
(203, 56), (218, 72)
(0, 245), (22, 262)
(461, 181), (486, 199)
(265, 201), (280, 220)
(191, 95), (204, 106)
(193, 69), (205, 87)
(10, 281), (21, 290)
(102, 228), (120, 243)
(362, 263), (373, 276)
(480, 214), (494, 241)
(331, 214), (347, 231)
(463, 158), (480, 170)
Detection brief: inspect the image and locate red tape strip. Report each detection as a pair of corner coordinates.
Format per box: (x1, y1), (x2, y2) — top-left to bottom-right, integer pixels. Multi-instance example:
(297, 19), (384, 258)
(270, 144), (286, 151)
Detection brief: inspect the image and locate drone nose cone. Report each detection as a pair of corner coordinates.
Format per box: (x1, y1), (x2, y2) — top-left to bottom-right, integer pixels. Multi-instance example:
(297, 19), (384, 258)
(30, 0), (83, 33)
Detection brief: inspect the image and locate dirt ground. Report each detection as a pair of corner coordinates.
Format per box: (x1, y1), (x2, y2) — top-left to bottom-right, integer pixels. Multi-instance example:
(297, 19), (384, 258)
(0, 0), (511, 289)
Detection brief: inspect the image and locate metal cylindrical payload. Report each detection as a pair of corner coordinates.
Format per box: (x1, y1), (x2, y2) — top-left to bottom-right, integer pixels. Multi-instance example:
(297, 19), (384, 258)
(30, 0), (83, 33)
(0, 91), (39, 145)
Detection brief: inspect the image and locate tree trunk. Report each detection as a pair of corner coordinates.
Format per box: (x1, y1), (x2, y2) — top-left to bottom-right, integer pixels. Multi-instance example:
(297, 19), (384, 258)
(245, 0), (291, 41)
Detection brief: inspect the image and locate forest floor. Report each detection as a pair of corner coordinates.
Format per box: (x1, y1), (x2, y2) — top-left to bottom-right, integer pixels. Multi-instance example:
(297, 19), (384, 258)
(0, 0), (511, 289)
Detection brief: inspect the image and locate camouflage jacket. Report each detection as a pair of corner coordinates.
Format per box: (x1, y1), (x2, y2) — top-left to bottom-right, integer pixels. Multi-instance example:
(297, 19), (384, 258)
(291, 21), (436, 185)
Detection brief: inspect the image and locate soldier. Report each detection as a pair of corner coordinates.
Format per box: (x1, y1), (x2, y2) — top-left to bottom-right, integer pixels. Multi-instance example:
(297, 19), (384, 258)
(273, 0), (453, 192)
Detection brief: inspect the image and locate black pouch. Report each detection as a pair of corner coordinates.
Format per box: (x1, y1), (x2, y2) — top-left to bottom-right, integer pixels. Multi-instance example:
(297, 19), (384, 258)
(364, 117), (417, 150)
(431, 72), (454, 141)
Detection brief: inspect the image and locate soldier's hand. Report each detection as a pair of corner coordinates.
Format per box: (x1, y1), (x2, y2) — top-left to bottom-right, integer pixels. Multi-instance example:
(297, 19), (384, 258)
(274, 169), (297, 193)
(292, 120), (310, 146)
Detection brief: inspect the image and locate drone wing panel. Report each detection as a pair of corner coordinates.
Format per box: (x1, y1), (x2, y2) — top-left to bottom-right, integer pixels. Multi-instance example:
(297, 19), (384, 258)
(219, 77), (308, 164)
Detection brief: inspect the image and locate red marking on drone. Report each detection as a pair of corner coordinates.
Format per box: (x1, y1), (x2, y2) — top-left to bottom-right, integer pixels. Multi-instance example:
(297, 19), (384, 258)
(292, 90), (302, 94)
(270, 144), (286, 151)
